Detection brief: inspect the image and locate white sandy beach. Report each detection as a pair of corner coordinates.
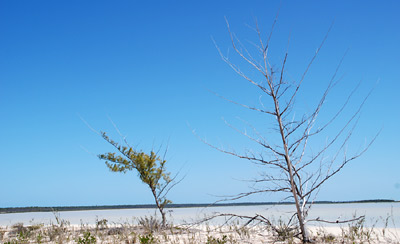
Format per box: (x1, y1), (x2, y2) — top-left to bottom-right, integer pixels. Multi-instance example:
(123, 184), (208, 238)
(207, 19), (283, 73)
(1, 202), (399, 243)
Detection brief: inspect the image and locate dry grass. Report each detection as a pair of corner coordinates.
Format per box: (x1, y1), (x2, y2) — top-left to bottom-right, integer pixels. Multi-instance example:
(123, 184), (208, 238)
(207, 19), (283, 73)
(0, 214), (399, 243)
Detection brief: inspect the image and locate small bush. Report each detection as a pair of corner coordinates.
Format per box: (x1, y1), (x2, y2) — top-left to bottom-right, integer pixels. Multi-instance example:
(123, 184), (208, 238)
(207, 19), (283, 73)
(341, 216), (374, 242)
(138, 233), (158, 244)
(77, 231), (97, 244)
(206, 235), (228, 244)
(107, 227), (123, 235)
(10, 223), (36, 242)
(320, 233), (335, 243)
(273, 219), (295, 242)
(95, 218), (108, 231)
(138, 216), (163, 233)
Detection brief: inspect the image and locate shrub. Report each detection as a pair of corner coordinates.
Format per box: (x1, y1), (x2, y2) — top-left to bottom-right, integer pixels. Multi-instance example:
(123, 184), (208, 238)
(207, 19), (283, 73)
(77, 231), (97, 244)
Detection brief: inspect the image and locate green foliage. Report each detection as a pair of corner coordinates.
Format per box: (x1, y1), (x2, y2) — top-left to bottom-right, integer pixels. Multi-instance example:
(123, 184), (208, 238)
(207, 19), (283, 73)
(10, 223), (35, 243)
(99, 132), (171, 199)
(36, 232), (43, 244)
(98, 132), (174, 226)
(206, 235), (228, 244)
(77, 231), (97, 244)
(138, 233), (158, 244)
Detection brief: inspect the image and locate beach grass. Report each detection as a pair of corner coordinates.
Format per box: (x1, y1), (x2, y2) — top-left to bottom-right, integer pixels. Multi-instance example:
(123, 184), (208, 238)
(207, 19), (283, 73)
(1, 213), (399, 243)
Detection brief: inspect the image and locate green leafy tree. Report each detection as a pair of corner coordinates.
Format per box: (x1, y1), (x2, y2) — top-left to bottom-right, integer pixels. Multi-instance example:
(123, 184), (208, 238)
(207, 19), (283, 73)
(98, 132), (174, 227)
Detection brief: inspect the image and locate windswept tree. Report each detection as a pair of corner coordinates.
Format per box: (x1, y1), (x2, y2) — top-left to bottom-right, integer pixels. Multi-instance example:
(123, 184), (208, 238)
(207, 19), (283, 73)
(98, 132), (176, 227)
(207, 18), (378, 243)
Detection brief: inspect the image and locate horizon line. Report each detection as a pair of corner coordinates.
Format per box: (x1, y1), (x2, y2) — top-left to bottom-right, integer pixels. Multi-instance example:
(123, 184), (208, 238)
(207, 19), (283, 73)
(0, 199), (397, 214)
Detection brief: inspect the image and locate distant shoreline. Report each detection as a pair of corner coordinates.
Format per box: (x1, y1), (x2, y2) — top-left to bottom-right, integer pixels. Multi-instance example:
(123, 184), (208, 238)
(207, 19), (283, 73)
(0, 199), (397, 214)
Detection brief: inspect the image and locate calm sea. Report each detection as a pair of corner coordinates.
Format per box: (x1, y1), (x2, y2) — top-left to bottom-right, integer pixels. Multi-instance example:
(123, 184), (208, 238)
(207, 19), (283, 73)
(1, 202), (399, 228)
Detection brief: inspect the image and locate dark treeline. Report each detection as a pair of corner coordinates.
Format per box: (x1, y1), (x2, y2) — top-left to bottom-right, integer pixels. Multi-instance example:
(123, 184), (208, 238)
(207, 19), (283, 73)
(0, 199), (396, 214)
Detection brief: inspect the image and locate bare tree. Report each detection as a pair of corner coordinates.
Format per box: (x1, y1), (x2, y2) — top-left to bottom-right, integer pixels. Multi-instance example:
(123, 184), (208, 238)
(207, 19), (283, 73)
(206, 18), (378, 242)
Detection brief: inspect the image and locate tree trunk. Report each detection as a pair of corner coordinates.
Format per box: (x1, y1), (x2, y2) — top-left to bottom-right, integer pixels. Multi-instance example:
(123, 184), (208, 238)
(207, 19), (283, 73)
(151, 188), (167, 228)
(160, 209), (166, 227)
(272, 94), (309, 243)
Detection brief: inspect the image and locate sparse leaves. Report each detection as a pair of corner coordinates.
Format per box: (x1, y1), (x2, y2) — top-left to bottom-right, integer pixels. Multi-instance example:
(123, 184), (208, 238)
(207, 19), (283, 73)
(98, 132), (175, 227)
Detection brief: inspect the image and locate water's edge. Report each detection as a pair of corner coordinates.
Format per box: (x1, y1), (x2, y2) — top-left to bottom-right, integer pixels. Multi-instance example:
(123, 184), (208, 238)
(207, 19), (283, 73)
(1, 199), (396, 214)
(0, 202), (399, 228)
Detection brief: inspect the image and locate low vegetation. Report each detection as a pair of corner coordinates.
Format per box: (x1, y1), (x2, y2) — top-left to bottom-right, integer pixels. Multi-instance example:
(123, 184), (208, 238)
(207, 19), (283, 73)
(0, 213), (399, 243)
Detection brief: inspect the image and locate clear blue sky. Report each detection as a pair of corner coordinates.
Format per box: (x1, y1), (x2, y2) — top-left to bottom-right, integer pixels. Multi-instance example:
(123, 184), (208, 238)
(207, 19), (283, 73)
(1, 0), (399, 208)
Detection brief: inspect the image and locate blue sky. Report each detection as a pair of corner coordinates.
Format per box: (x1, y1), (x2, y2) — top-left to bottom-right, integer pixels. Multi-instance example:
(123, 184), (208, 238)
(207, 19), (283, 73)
(1, 0), (399, 208)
